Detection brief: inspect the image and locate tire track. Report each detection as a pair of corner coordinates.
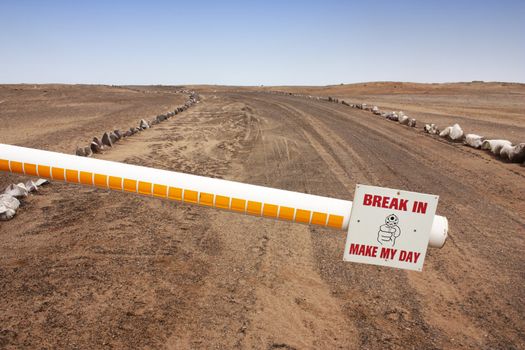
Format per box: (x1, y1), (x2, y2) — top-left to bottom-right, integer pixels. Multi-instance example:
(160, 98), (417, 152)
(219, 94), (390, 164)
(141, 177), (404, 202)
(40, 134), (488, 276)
(250, 92), (525, 349)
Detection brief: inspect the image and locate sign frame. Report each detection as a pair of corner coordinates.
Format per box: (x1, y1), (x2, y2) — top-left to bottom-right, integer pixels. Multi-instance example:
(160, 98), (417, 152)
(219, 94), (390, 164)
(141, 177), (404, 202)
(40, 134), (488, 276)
(343, 184), (439, 271)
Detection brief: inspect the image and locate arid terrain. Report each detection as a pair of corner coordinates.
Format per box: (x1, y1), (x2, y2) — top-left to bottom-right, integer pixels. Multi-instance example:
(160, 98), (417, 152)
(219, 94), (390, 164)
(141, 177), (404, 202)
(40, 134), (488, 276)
(0, 82), (524, 349)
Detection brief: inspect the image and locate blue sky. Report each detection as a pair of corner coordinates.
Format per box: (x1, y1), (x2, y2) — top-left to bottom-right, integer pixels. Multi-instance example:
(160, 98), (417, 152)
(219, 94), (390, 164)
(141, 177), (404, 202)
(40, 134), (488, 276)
(0, 0), (523, 85)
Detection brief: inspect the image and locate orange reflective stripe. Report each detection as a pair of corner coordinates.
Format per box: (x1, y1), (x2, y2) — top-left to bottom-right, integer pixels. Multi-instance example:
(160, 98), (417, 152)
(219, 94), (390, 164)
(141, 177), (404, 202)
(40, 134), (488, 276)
(247, 201), (262, 215)
(38, 165), (51, 178)
(24, 163), (38, 176)
(168, 187), (182, 200)
(109, 176), (122, 190)
(184, 189), (198, 203)
(138, 181), (152, 195)
(153, 184), (167, 198)
(79, 171), (93, 185)
(94, 174), (107, 188)
(0, 159), (9, 172)
(10, 161), (23, 174)
(51, 167), (65, 181)
(199, 192), (214, 206)
(263, 203), (278, 218)
(295, 209), (311, 224)
(327, 214), (344, 229)
(66, 169), (79, 183)
(278, 206), (294, 221)
(215, 195), (230, 209)
(231, 198), (246, 212)
(123, 179), (137, 192)
(311, 212), (328, 226)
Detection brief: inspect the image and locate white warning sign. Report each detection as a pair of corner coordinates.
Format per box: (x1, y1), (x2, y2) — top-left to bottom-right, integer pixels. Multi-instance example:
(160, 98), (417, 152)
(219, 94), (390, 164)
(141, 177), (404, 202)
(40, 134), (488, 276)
(343, 184), (439, 271)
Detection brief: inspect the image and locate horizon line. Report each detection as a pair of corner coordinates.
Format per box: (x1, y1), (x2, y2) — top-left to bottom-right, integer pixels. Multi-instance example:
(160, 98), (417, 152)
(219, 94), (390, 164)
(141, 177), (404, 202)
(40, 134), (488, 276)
(2, 80), (524, 87)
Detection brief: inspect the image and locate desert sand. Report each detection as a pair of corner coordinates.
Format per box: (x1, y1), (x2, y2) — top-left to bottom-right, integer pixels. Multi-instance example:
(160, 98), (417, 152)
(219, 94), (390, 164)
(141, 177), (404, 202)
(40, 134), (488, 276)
(0, 82), (524, 349)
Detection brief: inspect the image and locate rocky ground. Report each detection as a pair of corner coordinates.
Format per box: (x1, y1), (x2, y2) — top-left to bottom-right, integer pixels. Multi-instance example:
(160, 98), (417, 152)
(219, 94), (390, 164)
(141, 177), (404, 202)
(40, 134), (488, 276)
(0, 83), (524, 349)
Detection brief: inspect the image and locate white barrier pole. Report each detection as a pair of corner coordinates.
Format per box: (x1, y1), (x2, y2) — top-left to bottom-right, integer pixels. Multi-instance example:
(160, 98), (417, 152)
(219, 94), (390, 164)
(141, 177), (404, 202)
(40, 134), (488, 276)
(0, 144), (447, 247)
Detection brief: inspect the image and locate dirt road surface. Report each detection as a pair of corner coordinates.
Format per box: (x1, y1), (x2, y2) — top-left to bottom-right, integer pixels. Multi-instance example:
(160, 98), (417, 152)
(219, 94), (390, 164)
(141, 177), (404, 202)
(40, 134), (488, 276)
(1, 84), (524, 349)
(268, 82), (525, 143)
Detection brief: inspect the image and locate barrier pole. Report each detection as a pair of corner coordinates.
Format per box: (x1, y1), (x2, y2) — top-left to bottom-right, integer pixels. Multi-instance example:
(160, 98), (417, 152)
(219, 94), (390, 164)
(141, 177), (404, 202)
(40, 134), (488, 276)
(0, 144), (447, 247)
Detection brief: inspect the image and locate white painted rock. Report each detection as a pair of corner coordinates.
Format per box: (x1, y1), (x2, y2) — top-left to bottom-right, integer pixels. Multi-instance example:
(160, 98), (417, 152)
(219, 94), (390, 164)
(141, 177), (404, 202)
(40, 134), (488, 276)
(0, 194), (20, 221)
(114, 130), (123, 139)
(481, 139), (512, 155)
(35, 179), (49, 187)
(439, 124), (463, 140)
(25, 180), (38, 193)
(386, 112), (398, 121)
(500, 143), (525, 162)
(101, 132), (113, 147)
(90, 141), (102, 153)
(398, 115), (409, 125)
(449, 124), (464, 140)
(84, 146), (93, 157)
(464, 134), (484, 148)
(139, 119), (150, 129)
(424, 124), (439, 134)
(93, 136), (103, 147)
(512, 143), (525, 163)
(75, 147), (86, 157)
(4, 183), (28, 198)
(109, 132), (119, 144)
(499, 144), (513, 160)
(439, 126), (451, 137)
(408, 118), (416, 127)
